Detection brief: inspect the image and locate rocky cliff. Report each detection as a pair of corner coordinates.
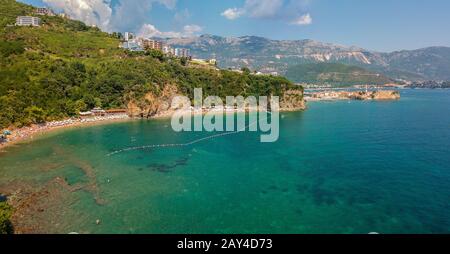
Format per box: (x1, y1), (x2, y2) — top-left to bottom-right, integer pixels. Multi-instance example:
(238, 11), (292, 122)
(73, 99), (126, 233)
(348, 90), (400, 100)
(127, 84), (181, 118)
(279, 89), (306, 111)
(369, 90), (401, 100)
(126, 85), (306, 117)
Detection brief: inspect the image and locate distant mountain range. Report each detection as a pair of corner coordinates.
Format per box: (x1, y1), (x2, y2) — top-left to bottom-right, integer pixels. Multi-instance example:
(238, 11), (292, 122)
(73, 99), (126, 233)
(162, 35), (450, 82)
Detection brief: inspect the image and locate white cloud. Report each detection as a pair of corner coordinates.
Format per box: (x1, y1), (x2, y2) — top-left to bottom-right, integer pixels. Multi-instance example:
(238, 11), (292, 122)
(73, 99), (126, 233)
(138, 23), (203, 38)
(43, 0), (112, 30)
(221, 0), (313, 25)
(43, 0), (201, 38)
(183, 24), (203, 36)
(43, 0), (178, 32)
(244, 0), (283, 19)
(291, 13), (312, 25)
(221, 8), (246, 20)
(138, 24), (181, 38)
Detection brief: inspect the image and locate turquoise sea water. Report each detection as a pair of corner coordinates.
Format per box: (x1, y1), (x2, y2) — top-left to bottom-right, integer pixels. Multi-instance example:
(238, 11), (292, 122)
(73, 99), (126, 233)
(0, 89), (449, 234)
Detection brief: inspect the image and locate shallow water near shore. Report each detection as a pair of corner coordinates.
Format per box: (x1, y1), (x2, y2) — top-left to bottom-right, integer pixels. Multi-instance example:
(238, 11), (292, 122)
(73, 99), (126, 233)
(1, 89), (449, 233)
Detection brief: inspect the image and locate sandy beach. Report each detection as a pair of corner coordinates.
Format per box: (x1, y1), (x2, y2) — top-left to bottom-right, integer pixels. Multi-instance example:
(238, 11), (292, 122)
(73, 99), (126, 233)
(0, 106), (302, 152)
(0, 114), (132, 151)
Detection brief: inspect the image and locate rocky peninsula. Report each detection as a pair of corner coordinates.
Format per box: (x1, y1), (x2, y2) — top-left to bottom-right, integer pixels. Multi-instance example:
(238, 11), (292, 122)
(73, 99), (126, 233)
(304, 90), (400, 102)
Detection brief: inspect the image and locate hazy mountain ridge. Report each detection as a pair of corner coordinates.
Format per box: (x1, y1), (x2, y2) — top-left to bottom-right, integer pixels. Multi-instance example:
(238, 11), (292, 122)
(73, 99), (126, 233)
(162, 35), (450, 81)
(285, 63), (393, 86)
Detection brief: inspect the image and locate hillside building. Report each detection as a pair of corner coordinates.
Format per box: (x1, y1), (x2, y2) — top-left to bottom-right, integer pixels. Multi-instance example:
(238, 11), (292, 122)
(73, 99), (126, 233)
(209, 59), (217, 65)
(140, 39), (163, 51)
(124, 32), (134, 42)
(35, 7), (55, 16)
(174, 48), (190, 58)
(59, 13), (70, 19)
(122, 40), (144, 52)
(16, 16), (41, 27)
(162, 45), (172, 55)
(121, 37), (191, 58)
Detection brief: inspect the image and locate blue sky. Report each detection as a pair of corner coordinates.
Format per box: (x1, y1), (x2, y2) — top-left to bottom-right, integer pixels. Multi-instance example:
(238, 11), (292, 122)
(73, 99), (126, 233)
(19, 0), (450, 52)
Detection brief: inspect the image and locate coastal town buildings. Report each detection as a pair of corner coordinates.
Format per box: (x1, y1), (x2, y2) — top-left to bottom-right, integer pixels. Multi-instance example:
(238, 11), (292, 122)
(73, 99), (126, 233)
(59, 13), (70, 19)
(140, 38), (163, 51)
(120, 32), (146, 51)
(91, 107), (106, 116)
(120, 35), (192, 58)
(35, 7), (55, 16)
(162, 45), (172, 55)
(135, 37), (187, 57)
(121, 40), (144, 52)
(255, 71), (279, 76)
(169, 47), (176, 55)
(16, 16), (41, 26)
(175, 48), (190, 58)
(124, 32), (134, 42)
(79, 108), (127, 118)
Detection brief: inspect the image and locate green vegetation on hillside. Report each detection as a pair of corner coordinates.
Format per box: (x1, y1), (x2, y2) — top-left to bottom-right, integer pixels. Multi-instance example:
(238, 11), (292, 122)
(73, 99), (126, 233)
(0, 0), (33, 28)
(285, 63), (392, 87)
(0, 201), (13, 234)
(0, 0), (300, 129)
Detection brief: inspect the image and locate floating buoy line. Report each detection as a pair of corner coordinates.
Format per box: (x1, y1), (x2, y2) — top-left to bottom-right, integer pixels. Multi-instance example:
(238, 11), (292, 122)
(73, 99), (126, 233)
(106, 111), (273, 157)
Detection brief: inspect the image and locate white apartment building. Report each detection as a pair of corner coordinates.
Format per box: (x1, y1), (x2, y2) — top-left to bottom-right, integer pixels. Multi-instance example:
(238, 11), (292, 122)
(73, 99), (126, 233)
(124, 32), (134, 42)
(162, 45), (172, 55)
(16, 16), (41, 27)
(175, 48), (190, 58)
